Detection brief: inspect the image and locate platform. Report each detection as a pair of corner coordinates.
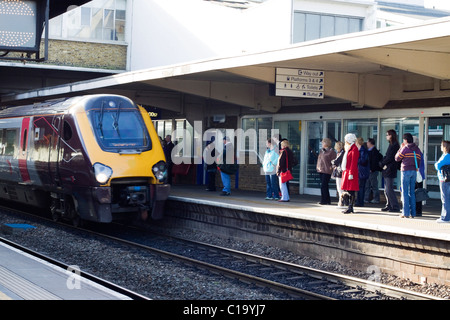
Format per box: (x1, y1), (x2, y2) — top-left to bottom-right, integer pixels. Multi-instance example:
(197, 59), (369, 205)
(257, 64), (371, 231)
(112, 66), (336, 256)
(0, 239), (132, 300)
(169, 185), (448, 240)
(163, 185), (450, 285)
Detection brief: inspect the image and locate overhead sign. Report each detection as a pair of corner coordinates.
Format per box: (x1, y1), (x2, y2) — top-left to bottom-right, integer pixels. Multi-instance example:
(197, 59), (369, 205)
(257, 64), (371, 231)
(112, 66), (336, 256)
(0, 0), (48, 53)
(275, 68), (325, 99)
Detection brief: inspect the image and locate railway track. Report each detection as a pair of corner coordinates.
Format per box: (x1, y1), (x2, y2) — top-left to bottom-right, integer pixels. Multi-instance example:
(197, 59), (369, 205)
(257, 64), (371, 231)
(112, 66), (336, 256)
(95, 225), (442, 300)
(0, 204), (444, 300)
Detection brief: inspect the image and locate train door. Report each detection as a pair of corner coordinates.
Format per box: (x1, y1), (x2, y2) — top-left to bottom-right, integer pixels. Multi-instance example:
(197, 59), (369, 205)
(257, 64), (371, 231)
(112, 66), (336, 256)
(18, 117), (31, 183)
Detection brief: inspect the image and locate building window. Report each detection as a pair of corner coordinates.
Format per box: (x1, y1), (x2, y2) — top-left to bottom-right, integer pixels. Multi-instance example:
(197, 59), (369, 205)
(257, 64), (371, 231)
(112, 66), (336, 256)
(48, 0), (127, 42)
(293, 12), (363, 43)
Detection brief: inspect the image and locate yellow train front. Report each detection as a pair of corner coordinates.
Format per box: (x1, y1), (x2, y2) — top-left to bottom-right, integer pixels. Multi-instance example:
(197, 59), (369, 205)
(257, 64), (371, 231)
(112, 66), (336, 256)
(0, 94), (170, 225)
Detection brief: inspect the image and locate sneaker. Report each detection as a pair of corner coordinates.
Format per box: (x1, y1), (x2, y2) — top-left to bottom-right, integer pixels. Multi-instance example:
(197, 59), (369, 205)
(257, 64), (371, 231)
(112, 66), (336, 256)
(436, 218), (450, 223)
(273, 198), (280, 201)
(220, 192), (230, 196)
(265, 197), (273, 200)
(370, 200), (380, 204)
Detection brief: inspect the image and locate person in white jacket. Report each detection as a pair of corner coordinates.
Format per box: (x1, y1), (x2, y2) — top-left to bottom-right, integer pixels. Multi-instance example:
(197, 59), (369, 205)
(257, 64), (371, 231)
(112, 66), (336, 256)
(263, 138), (280, 200)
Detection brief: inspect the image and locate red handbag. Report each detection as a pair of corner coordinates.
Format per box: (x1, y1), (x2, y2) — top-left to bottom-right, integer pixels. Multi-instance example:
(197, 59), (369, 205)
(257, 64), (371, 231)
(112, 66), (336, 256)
(280, 150), (293, 183)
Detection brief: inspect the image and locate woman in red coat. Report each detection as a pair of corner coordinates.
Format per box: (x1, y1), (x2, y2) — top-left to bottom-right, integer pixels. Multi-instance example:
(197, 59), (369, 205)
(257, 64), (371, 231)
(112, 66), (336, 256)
(341, 133), (360, 213)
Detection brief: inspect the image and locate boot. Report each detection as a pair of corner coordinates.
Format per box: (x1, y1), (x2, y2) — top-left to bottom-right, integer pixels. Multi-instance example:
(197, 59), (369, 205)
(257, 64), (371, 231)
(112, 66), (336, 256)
(342, 192), (355, 214)
(342, 205), (354, 214)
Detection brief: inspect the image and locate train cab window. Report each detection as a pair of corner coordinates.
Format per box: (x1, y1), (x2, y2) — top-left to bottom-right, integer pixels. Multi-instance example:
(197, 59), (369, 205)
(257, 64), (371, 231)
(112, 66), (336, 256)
(63, 121), (73, 141)
(90, 103), (151, 153)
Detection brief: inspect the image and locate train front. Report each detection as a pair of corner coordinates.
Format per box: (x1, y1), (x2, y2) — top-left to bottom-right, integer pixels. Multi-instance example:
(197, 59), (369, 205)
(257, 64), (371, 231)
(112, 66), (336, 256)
(76, 95), (170, 223)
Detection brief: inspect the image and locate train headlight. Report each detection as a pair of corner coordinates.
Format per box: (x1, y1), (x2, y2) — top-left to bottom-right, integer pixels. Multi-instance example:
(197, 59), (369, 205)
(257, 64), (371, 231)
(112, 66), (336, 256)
(152, 161), (167, 182)
(93, 163), (113, 184)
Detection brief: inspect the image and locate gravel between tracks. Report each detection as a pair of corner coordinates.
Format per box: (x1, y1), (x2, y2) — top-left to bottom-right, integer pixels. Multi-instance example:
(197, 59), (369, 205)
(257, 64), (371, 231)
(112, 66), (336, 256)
(1, 210), (450, 299)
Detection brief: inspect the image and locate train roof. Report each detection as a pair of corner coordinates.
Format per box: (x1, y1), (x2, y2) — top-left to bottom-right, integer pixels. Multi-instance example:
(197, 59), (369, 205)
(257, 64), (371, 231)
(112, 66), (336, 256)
(0, 95), (134, 118)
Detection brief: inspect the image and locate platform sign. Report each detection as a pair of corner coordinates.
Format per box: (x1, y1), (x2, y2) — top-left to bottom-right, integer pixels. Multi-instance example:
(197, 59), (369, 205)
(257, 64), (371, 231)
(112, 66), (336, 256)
(0, 0), (48, 53)
(275, 68), (325, 99)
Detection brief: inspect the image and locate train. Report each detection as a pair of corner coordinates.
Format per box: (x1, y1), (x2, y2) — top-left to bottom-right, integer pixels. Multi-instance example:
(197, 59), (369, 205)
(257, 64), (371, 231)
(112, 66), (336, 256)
(0, 94), (170, 225)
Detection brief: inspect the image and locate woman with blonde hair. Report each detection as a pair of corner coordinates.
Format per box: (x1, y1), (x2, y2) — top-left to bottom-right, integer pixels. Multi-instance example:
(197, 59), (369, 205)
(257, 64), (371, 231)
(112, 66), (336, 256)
(276, 139), (294, 202)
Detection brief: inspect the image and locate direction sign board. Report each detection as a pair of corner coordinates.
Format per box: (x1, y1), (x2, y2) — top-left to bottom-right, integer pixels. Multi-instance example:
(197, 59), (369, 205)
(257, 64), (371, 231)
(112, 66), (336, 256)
(275, 68), (325, 98)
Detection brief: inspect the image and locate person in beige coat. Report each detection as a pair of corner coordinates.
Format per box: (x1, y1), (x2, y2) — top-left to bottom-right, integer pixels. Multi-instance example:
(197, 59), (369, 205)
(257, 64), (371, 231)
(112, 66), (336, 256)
(316, 138), (336, 205)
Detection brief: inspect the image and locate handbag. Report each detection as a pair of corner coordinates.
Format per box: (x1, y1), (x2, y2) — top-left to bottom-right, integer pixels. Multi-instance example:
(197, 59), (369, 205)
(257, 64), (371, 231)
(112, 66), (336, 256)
(414, 151), (423, 184)
(415, 188), (429, 202)
(280, 150), (293, 183)
(441, 165), (450, 182)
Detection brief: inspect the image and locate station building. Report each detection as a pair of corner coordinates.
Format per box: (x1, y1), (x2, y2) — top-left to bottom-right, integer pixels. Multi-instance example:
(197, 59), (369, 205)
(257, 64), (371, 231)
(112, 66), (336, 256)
(1, 0), (450, 200)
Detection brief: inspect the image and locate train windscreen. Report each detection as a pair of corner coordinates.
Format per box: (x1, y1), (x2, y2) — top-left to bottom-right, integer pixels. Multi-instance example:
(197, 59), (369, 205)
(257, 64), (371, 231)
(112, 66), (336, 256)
(89, 99), (152, 153)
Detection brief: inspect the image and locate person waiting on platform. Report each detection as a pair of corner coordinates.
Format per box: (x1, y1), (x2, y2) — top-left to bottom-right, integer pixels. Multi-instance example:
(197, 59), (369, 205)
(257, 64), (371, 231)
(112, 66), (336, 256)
(316, 138), (336, 205)
(379, 129), (401, 213)
(435, 140), (450, 223)
(263, 138), (280, 200)
(331, 141), (345, 208)
(341, 133), (359, 214)
(365, 138), (383, 204)
(395, 133), (423, 218)
(218, 136), (238, 196)
(204, 138), (217, 192)
(163, 135), (174, 184)
(276, 140), (294, 202)
(355, 137), (369, 207)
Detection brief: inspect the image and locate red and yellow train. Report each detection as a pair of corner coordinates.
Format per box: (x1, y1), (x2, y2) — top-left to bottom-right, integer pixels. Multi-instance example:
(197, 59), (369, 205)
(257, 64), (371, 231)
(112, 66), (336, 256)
(0, 94), (169, 225)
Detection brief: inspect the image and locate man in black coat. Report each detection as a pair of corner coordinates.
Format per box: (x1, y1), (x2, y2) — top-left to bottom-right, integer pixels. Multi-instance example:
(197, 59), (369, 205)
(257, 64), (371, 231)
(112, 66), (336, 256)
(365, 138), (383, 204)
(379, 130), (400, 212)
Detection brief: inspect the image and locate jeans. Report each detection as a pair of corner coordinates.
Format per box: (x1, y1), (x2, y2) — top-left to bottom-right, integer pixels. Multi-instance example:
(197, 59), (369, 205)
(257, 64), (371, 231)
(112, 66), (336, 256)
(278, 178), (289, 201)
(265, 174), (279, 198)
(384, 177), (400, 210)
(440, 180), (450, 221)
(220, 172), (231, 193)
(365, 171), (380, 202)
(401, 170), (417, 217)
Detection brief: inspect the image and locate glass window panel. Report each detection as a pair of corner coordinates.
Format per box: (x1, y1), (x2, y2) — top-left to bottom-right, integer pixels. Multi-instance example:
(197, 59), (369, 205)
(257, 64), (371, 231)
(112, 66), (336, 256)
(293, 12), (306, 43)
(305, 14), (320, 41)
(344, 118), (378, 144)
(335, 17), (348, 35)
(81, 7), (91, 26)
(348, 18), (362, 33)
(104, 9), (114, 28)
(320, 15), (335, 38)
(305, 121), (323, 188)
(427, 118), (450, 192)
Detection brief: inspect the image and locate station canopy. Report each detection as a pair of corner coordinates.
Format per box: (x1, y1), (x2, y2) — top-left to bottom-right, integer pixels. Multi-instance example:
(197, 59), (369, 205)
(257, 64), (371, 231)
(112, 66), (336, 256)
(2, 15), (450, 111)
